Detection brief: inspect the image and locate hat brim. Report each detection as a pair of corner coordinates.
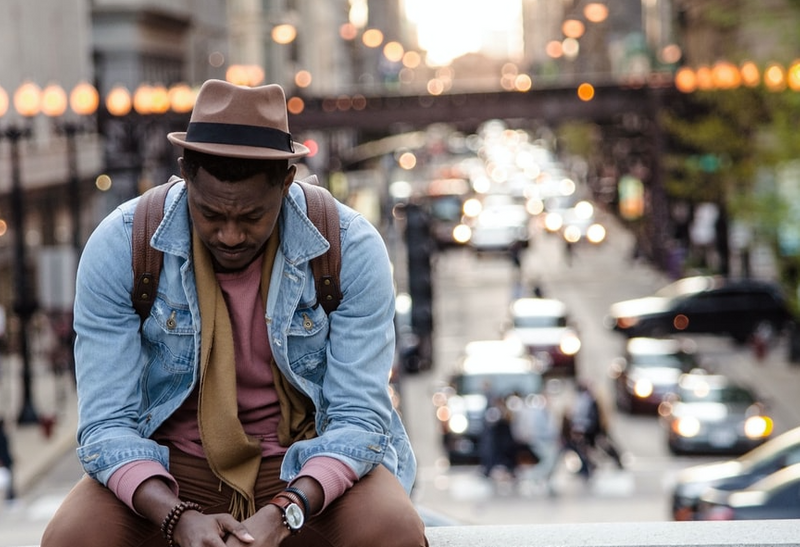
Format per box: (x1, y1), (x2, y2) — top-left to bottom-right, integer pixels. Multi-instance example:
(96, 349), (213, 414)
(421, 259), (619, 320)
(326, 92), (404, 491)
(167, 132), (310, 160)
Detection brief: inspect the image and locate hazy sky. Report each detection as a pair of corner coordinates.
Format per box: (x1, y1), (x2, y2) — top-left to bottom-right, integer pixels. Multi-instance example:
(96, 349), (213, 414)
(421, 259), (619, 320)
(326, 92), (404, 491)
(403, 0), (524, 65)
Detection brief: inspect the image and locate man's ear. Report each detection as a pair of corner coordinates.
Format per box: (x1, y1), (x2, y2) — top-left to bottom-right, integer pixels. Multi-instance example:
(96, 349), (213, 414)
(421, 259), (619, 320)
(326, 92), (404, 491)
(177, 157), (187, 180)
(282, 164), (297, 197)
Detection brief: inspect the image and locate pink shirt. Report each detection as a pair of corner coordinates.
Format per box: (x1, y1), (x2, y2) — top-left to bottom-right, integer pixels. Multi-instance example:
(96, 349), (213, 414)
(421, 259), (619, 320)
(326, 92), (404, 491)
(109, 254), (356, 514)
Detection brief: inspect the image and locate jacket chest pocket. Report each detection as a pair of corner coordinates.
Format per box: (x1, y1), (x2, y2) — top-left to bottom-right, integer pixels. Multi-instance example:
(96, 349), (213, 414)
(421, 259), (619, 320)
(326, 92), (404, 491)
(286, 304), (328, 382)
(143, 298), (195, 374)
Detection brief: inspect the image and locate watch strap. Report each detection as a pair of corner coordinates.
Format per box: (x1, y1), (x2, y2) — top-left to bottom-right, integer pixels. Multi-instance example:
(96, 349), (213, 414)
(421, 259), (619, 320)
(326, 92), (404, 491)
(268, 495), (304, 534)
(282, 486), (311, 517)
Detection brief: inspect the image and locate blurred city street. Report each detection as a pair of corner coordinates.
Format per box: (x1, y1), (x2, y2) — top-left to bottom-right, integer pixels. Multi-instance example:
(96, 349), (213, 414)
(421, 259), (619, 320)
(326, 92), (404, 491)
(5, 1), (800, 545)
(2, 208), (800, 546)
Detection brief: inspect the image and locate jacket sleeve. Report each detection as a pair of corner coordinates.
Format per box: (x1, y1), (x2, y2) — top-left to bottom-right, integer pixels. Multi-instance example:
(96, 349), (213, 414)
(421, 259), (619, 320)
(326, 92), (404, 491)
(73, 204), (171, 485)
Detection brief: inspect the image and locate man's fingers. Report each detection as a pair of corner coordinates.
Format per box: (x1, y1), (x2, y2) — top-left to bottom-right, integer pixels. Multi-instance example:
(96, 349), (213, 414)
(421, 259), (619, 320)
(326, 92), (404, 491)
(229, 527), (255, 543)
(215, 516), (255, 544)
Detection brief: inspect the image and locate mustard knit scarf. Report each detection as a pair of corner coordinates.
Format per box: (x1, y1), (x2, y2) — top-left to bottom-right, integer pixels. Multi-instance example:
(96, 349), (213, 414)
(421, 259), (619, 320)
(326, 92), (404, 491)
(193, 226), (318, 520)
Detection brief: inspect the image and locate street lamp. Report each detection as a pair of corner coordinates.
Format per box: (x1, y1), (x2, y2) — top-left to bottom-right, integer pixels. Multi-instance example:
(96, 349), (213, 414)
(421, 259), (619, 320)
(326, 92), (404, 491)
(0, 81), (42, 425)
(102, 82), (195, 197)
(41, 81), (100, 253)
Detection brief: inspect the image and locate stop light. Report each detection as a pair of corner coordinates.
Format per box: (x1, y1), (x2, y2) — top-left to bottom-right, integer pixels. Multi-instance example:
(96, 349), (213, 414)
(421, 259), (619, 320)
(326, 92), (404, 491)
(404, 203), (433, 336)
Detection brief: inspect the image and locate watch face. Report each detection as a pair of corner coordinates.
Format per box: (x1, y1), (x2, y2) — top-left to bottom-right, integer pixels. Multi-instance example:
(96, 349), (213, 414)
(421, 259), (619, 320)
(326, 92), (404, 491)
(285, 503), (304, 530)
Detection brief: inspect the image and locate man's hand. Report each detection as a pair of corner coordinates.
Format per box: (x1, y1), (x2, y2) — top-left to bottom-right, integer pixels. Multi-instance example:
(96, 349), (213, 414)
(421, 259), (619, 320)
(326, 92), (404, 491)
(224, 504), (290, 547)
(133, 476), (255, 547)
(174, 510), (256, 546)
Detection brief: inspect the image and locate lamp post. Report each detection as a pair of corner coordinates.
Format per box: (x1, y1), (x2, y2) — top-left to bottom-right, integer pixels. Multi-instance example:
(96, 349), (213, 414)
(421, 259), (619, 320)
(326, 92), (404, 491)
(0, 82), (42, 425)
(41, 82), (100, 253)
(104, 82), (194, 197)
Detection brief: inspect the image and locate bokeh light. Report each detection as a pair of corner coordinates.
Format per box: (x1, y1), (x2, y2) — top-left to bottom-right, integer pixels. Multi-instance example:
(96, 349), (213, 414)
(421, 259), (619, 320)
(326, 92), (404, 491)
(584, 3), (609, 23)
(362, 28), (384, 48)
(271, 24), (297, 45)
(577, 82), (595, 101)
(295, 70), (313, 88)
(287, 96), (305, 115)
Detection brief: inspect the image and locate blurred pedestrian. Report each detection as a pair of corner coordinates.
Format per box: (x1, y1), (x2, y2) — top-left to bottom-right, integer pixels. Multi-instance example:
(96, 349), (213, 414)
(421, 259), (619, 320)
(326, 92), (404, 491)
(480, 396), (519, 478)
(563, 238), (574, 266)
(569, 381), (624, 478)
(516, 393), (561, 496)
(0, 306), (12, 501)
(0, 418), (14, 500)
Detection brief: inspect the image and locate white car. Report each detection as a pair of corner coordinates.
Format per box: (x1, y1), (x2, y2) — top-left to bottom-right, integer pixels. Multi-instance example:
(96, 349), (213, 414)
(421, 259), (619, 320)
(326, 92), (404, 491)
(465, 194), (531, 253)
(504, 297), (581, 376)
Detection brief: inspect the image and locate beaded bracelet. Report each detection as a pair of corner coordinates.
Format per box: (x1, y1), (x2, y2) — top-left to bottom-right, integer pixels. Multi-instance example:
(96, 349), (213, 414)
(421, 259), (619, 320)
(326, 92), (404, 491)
(283, 486), (311, 517)
(160, 500), (202, 547)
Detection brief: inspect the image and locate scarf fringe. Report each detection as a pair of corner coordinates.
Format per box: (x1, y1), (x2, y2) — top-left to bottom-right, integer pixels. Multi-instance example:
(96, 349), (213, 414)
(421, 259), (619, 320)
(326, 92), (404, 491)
(229, 490), (257, 521)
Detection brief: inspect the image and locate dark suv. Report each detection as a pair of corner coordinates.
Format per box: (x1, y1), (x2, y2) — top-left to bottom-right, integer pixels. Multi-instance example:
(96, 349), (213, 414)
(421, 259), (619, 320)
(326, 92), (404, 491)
(606, 276), (792, 343)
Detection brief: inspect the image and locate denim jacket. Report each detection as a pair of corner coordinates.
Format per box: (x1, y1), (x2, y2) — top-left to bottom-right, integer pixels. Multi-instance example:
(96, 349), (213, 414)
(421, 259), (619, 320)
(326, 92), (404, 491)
(73, 179), (416, 494)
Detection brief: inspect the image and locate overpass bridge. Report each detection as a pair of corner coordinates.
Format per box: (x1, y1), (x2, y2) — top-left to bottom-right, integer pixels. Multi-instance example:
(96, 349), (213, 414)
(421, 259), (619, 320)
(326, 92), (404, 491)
(289, 81), (680, 269)
(288, 82), (680, 134)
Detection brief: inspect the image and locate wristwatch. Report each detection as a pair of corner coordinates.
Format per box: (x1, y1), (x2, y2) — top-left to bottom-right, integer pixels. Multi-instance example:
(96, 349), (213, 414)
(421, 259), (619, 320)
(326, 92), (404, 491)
(268, 495), (305, 534)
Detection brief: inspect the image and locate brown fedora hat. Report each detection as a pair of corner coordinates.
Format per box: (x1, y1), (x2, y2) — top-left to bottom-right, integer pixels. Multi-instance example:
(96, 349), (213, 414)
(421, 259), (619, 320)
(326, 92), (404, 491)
(167, 79), (309, 160)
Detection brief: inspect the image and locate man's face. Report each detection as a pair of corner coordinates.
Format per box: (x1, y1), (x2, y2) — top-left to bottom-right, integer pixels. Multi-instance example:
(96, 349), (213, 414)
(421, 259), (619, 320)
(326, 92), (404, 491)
(182, 160), (295, 272)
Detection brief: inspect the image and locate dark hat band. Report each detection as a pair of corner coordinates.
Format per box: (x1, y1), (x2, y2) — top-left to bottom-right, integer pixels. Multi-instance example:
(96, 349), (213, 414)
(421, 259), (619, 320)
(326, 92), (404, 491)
(185, 121), (295, 153)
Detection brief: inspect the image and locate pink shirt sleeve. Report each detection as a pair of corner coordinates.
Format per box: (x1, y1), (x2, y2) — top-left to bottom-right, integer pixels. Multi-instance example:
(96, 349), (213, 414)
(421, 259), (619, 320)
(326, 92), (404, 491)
(290, 456), (358, 514)
(108, 460), (179, 514)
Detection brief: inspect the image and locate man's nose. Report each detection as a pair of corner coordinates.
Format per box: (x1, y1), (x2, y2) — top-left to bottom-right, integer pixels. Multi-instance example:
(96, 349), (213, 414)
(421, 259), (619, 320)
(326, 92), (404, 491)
(218, 221), (246, 246)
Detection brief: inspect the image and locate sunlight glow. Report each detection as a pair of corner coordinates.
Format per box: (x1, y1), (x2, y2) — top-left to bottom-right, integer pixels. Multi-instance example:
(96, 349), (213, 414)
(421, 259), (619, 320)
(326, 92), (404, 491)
(405, 0), (523, 66)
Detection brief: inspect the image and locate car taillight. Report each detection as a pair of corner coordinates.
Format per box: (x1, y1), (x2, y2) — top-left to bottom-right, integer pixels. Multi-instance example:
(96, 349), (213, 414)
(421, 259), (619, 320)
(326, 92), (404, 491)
(616, 316), (639, 329)
(703, 505), (735, 521)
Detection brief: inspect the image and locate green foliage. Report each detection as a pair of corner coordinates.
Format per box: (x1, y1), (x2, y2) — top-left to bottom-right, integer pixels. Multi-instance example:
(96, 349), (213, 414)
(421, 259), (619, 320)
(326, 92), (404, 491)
(661, 87), (767, 212)
(555, 121), (600, 159)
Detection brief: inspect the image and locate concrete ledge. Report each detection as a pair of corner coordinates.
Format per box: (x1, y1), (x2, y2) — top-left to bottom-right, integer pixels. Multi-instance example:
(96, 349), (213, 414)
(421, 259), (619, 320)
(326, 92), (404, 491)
(425, 520), (800, 547)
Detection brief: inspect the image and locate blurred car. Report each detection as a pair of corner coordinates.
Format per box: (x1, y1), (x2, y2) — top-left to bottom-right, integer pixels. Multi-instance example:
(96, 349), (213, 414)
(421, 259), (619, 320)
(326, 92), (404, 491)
(422, 177), (472, 249)
(658, 370), (774, 456)
(504, 297), (581, 376)
(608, 337), (699, 414)
(695, 463), (800, 520)
(669, 425), (800, 520)
(432, 349), (543, 464)
(543, 200), (606, 245)
(464, 193), (531, 253)
(606, 275), (792, 343)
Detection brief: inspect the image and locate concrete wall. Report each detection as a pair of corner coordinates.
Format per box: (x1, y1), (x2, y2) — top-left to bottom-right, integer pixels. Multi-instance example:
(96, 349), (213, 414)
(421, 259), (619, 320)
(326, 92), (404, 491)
(425, 520), (800, 547)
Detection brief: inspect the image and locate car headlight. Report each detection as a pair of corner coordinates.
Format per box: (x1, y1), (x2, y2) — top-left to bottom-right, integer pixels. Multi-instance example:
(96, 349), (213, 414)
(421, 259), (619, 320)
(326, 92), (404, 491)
(452, 223), (471, 244)
(563, 225), (581, 243)
(544, 212), (563, 232)
(559, 333), (581, 355)
(448, 414), (469, 434)
(744, 415), (774, 439)
(672, 416), (701, 438)
(633, 378), (654, 398)
(586, 223), (606, 244)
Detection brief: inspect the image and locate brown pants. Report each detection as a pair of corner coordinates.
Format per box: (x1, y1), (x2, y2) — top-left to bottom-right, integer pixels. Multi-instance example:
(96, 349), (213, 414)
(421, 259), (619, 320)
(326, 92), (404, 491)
(41, 448), (428, 547)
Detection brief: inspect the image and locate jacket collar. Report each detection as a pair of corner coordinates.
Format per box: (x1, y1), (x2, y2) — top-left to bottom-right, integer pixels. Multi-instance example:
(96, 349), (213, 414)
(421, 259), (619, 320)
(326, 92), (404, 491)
(152, 178), (330, 264)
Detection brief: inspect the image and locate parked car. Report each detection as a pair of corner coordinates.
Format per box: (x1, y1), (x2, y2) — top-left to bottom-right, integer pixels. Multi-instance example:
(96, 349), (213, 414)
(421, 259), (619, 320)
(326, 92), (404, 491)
(504, 297), (581, 376)
(606, 276), (792, 343)
(658, 370), (774, 456)
(669, 425), (800, 520)
(695, 463), (800, 520)
(432, 349), (543, 464)
(609, 337), (700, 414)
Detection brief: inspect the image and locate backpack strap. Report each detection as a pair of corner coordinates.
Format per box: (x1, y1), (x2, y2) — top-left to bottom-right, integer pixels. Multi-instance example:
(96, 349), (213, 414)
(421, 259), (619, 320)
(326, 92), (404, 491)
(130, 177), (342, 323)
(131, 180), (178, 325)
(297, 177), (342, 315)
